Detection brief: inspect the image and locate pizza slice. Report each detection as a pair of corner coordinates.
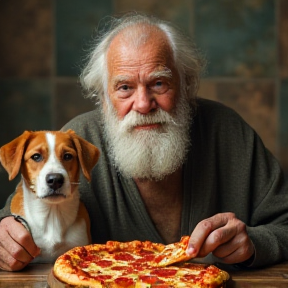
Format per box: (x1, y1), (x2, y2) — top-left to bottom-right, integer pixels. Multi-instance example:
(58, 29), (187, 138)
(154, 235), (191, 267)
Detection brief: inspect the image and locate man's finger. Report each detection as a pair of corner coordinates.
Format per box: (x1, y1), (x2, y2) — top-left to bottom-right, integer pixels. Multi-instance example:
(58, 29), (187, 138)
(196, 223), (238, 257)
(8, 224), (41, 258)
(214, 241), (254, 264)
(212, 229), (255, 264)
(0, 246), (28, 271)
(186, 213), (236, 257)
(210, 238), (238, 259)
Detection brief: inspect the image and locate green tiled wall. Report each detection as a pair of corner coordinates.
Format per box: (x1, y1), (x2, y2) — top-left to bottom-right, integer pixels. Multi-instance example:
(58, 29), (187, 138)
(194, 0), (276, 77)
(0, 0), (287, 208)
(56, 0), (113, 76)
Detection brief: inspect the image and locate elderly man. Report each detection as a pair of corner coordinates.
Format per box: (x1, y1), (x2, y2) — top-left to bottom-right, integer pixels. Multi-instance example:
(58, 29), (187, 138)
(0, 14), (288, 271)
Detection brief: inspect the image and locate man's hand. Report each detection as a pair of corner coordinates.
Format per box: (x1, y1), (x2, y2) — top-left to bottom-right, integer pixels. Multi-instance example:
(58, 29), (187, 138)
(186, 212), (255, 264)
(0, 216), (41, 271)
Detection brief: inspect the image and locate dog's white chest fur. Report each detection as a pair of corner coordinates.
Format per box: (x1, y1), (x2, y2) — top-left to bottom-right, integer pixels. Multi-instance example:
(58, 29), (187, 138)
(23, 183), (89, 263)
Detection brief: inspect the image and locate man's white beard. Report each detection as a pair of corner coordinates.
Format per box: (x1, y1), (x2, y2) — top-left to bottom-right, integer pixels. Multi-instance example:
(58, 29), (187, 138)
(102, 96), (192, 181)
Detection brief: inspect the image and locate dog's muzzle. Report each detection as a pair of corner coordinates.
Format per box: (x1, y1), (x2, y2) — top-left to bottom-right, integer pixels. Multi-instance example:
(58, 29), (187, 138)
(44, 173), (66, 198)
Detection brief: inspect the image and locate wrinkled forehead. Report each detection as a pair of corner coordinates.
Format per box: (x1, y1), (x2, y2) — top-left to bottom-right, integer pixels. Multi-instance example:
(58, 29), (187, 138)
(106, 25), (175, 77)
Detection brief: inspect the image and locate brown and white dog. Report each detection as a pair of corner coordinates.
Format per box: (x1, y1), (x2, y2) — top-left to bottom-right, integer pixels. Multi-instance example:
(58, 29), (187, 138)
(0, 129), (99, 263)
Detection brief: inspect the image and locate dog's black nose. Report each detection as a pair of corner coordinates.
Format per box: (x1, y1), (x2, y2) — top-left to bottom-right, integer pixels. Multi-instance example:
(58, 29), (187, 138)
(46, 173), (64, 191)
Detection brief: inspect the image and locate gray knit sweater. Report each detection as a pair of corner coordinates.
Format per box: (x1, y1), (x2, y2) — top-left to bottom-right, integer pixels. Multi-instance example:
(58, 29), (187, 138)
(1, 98), (288, 268)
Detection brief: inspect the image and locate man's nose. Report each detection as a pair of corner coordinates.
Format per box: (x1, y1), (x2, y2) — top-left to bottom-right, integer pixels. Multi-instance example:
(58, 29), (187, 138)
(133, 86), (157, 114)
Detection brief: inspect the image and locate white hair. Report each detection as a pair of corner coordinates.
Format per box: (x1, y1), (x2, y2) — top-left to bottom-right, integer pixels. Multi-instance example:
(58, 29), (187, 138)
(80, 13), (206, 106)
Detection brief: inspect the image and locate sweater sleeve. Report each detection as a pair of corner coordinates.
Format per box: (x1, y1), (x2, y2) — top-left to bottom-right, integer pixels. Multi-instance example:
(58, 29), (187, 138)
(0, 193), (13, 219)
(246, 136), (288, 267)
(191, 99), (288, 268)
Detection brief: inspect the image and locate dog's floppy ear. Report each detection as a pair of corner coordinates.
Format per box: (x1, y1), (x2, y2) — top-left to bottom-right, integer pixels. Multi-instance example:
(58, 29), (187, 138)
(0, 131), (32, 180)
(67, 129), (100, 182)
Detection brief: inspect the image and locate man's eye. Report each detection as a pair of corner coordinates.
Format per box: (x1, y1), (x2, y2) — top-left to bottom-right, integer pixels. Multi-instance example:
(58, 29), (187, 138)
(151, 80), (169, 94)
(63, 153), (73, 161)
(119, 84), (129, 91)
(31, 153), (43, 162)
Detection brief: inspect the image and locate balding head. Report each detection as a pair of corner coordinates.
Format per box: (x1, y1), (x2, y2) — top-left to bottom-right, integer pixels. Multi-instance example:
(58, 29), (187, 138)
(111, 22), (168, 50)
(106, 23), (175, 69)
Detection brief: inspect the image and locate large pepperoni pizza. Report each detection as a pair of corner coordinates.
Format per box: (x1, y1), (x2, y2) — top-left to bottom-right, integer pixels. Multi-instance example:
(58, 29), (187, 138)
(49, 236), (229, 287)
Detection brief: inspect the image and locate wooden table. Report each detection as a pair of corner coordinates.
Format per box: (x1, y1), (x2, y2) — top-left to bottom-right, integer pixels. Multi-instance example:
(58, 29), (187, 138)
(0, 264), (51, 288)
(228, 262), (288, 288)
(0, 262), (288, 288)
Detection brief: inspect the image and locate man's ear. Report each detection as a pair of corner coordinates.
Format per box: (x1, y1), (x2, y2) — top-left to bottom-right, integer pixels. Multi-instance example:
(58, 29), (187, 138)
(67, 130), (100, 182)
(0, 131), (32, 180)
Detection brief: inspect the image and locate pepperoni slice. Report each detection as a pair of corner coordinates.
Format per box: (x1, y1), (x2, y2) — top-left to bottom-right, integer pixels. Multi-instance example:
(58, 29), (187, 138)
(181, 274), (197, 281)
(114, 276), (134, 287)
(152, 284), (174, 288)
(83, 255), (101, 262)
(95, 260), (113, 267)
(77, 247), (88, 258)
(112, 266), (134, 274)
(114, 252), (135, 261)
(151, 268), (178, 277)
(138, 275), (159, 284)
(112, 266), (128, 271)
(139, 249), (155, 255)
(135, 254), (156, 262)
(93, 275), (113, 284)
(62, 254), (71, 261)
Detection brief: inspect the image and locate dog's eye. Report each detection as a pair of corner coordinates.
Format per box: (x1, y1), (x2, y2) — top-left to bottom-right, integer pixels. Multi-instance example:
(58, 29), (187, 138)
(63, 153), (73, 161)
(31, 153), (43, 162)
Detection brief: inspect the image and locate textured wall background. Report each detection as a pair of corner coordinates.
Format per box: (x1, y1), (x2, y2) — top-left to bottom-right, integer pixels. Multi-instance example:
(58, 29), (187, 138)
(0, 0), (287, 208)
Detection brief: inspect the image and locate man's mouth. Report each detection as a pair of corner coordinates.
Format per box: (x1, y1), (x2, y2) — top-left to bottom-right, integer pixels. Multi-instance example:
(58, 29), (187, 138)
(134, 123), (161, 130)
